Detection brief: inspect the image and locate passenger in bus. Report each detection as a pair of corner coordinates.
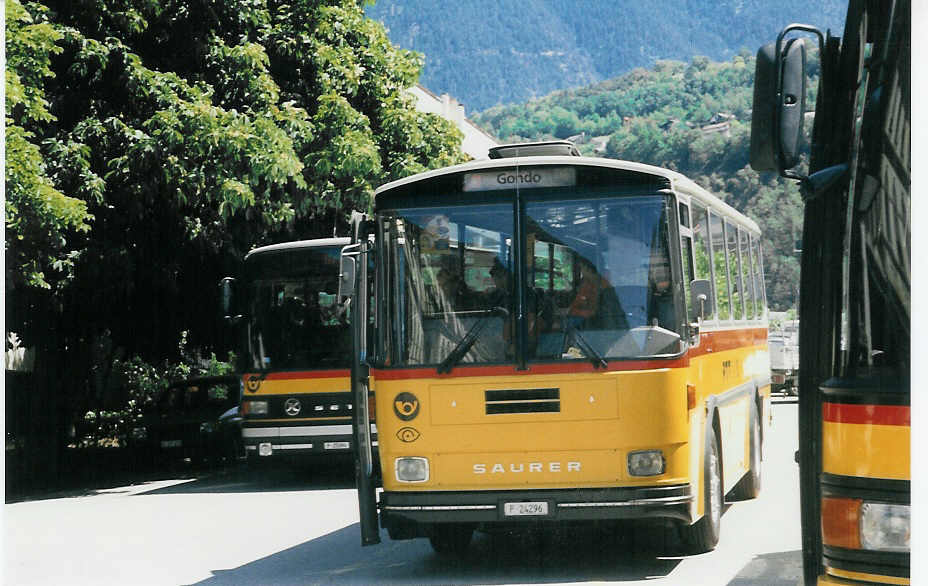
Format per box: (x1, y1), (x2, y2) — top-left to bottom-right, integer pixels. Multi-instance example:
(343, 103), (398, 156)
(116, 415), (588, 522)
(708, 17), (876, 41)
(435, 266), (473, 312)
(489, 260), (551, 357)
(647, 248), (676, 330)
(567, 258), (606, 327)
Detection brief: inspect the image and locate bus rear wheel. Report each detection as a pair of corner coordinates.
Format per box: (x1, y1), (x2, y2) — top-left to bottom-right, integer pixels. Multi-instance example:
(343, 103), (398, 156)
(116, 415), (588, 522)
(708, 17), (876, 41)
(682, 431), (722, 553)
(428, 524), (474, 554)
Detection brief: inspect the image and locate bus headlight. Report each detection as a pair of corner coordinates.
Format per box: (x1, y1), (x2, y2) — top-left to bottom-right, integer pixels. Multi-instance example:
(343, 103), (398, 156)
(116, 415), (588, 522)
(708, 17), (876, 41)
(627, 450), (665, 476)
(860, 503), (910, 552)
(395, 457), (429, 482)
(241, 400), (268, 416)
(822, 497), (910, 552)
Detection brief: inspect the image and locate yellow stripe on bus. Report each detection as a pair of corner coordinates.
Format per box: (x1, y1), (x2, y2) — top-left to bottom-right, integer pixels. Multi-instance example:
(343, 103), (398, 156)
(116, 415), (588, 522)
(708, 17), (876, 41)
(822, 421), (910, 480)
(822, 566), (909, 585)
(243, 377), (349, 395)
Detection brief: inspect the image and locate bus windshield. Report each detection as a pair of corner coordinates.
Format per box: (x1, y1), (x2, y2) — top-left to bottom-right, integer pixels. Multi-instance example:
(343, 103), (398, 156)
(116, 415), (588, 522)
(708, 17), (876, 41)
(378, 194), (682, 368)
(244, 247), (350, 371)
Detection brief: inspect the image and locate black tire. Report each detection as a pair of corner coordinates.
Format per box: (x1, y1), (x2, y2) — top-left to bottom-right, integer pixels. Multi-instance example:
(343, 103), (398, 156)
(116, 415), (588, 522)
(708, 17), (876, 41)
(732, 405), (762, 500)
(681, 430), (722, 553)
(387, 522), (418, 541)
(428, 524), (474, 554)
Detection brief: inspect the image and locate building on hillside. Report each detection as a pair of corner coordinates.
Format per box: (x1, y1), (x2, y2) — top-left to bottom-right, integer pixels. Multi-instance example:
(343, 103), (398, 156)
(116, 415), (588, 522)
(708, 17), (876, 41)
(408, 85), (498, 159)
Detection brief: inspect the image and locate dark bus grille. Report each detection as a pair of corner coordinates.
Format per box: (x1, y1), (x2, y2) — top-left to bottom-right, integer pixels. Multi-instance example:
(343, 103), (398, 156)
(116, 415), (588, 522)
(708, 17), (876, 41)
(485, 388), (560, 415)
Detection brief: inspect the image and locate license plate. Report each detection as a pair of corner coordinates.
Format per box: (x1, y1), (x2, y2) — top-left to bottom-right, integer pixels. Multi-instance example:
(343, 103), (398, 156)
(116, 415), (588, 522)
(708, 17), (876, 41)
(324, 441), (350, 450)
(160, 439), (182, 448)
(503, 501), (549, 516)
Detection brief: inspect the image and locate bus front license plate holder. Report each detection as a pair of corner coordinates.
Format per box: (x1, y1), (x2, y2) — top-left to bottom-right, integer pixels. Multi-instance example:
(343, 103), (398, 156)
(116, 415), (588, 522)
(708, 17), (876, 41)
(324, 441), (350, 450)
(503, 501), (549, 517)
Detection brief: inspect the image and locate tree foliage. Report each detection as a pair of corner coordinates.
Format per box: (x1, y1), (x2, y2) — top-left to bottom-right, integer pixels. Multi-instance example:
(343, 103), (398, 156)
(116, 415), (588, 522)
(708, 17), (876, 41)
(5, 0), (92, 291)
(4, 0), (467, 463)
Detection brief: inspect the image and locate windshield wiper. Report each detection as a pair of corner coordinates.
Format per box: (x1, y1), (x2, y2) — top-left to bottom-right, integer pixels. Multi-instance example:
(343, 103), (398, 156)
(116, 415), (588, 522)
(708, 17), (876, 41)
(437, 307), (508, 374)
(566, 325), (608, 369)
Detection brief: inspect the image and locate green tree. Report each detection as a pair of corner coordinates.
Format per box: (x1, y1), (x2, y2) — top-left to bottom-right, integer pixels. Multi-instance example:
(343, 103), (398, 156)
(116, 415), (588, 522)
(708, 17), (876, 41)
(5, 0), (92, 291)
(5, 0), (467, 488)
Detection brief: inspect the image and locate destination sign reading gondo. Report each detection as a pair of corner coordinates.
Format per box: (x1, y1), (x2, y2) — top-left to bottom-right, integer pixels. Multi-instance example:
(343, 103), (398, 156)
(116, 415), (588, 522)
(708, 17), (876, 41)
(462, 167), (577, 191)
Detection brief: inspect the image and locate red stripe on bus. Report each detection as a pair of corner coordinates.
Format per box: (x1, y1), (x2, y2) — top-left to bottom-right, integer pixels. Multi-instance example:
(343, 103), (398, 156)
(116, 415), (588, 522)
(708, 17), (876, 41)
(823, 403), (910, 426)
(371, 327), (768, 380)
(242, 370), (349, 381)
(371, 359), (688, 380)
(687, 327), (769, 358)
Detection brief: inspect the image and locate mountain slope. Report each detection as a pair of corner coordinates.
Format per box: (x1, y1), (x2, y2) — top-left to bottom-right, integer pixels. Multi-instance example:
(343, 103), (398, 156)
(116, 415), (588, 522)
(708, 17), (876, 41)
(366, 0), (845, 111)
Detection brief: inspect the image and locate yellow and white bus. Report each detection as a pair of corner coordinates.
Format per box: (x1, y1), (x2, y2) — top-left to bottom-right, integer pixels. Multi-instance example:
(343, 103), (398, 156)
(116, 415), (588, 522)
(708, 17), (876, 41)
(341, 141), (770, 552)
(222, 238), (366, 461)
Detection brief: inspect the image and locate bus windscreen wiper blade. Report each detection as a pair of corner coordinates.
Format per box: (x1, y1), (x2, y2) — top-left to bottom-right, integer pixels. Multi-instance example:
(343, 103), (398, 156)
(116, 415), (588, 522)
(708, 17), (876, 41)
(437, 307), (507, 374)
(567, 325), (608, 369)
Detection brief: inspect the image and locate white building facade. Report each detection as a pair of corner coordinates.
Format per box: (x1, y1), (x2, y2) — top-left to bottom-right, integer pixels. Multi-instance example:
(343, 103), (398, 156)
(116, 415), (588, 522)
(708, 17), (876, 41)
(408, 84), (498, 160)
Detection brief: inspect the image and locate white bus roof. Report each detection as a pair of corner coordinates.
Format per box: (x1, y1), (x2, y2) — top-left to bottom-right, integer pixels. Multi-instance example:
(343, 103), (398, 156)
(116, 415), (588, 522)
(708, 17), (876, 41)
(245, 237), (350, 260)
(375, 155), (760, 233)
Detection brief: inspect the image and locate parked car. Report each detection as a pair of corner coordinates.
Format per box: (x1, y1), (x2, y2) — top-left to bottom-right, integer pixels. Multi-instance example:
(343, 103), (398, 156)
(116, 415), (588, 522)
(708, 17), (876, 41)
(769, 333), (799, 396)
(129, 375), (243, 467)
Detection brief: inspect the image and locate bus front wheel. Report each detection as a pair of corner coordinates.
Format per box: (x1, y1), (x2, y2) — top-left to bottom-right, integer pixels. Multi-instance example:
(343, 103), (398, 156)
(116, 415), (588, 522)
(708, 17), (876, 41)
(428, 523), (474, 554)
(682, 431), (722, 552)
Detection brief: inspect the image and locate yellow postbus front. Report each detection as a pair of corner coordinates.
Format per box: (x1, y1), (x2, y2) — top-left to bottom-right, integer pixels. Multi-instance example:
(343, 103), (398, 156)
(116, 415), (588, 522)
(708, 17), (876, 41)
(358, 146), (769, 553)
(236, 239), (369, 460)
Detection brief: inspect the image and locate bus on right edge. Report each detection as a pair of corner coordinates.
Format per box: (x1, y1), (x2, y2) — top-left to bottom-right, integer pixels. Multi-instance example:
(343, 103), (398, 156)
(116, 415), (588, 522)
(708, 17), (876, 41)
(750, 2), (910, 584)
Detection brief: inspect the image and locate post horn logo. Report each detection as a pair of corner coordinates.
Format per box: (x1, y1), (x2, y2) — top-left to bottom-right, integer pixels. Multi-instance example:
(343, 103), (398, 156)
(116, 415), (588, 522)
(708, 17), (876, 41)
(393, 392), (420, 421)
(245, 374), (265, 393)
(396, 427), (420, 443)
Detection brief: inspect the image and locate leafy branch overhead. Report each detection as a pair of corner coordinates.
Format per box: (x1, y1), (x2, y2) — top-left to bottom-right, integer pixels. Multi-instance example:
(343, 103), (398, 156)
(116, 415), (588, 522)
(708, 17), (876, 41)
(5, 0), (466, 368)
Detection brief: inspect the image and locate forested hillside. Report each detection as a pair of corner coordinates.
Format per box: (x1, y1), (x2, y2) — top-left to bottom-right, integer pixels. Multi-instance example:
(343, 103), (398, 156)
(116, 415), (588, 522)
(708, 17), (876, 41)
(473, 54), (809, 311)
(366, 0), (845, 110)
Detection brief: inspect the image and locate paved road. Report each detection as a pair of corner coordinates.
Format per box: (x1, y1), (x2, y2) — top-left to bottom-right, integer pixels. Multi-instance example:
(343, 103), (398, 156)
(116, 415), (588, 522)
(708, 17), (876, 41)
(5, 400), (801, 586)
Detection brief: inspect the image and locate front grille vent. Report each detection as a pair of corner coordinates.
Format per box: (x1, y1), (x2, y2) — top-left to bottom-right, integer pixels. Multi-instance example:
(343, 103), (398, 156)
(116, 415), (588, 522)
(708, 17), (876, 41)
(485, 388), (560, 415)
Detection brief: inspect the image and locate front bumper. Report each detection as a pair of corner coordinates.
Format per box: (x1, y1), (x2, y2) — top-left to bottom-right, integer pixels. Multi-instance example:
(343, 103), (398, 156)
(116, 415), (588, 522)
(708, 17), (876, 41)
(242, 423), (377, 458)
(380, 484), (692, 527)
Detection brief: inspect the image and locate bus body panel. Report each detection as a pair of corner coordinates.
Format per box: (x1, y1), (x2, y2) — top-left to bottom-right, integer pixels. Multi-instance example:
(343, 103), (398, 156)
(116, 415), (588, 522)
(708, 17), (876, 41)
(822, 417), (909, 481)
(374, 327), (767, 519)
(240, 371), (356, 456)
(353, 151), (770, 547)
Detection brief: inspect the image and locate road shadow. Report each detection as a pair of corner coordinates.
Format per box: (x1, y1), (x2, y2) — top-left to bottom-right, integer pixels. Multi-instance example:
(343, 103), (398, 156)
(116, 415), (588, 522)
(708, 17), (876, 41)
(195, 522), (685, 585)
(727, 550), (802, 585)
(135, 456), (358, 496)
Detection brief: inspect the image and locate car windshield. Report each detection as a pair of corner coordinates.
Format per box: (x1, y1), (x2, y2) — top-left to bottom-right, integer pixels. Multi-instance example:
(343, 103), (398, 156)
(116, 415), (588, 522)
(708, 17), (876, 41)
(377, 193), (682, 368)
(158, 380), (236, 412)
(245, 247), (349, 371)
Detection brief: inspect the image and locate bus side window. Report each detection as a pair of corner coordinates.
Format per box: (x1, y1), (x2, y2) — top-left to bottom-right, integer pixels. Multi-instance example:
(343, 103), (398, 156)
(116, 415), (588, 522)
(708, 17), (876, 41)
(710, 212), (731, 320)
(726, 220), (744, 320)
(739, 228), (755, 320)
(691, 203), (714, 320)
(750, 235), (768, 318)
(678, 202), (695, 323)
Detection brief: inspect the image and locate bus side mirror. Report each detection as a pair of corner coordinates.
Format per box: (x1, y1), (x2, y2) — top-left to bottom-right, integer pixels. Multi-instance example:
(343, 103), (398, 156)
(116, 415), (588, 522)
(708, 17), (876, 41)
(690, 279), (713, 321)
(750, 37), (807, 175)
(338, 248), (357, 305)
(219, 277), (237, 321)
